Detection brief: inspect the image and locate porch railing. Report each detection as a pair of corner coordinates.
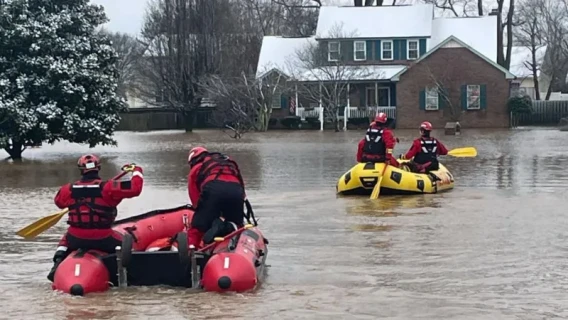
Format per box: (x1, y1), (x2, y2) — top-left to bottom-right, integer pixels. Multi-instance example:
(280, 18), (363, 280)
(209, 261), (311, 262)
(297, 106), (396, 121)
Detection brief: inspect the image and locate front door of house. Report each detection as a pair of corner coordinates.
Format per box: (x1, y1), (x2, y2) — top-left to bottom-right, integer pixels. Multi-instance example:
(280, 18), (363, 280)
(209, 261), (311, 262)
(378, 87), (390, 107)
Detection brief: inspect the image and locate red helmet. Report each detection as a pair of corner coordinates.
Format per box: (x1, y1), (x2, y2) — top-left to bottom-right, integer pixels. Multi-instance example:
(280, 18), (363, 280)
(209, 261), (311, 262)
(374, 112), (387, 124)
(188, 146), (208, 164)
(77, 154), (100, 173)
(420, 121), (433, 131)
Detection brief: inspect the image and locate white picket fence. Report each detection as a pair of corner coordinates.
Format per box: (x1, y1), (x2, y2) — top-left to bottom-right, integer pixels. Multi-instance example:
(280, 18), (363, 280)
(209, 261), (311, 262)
(297, 106), (396, 121)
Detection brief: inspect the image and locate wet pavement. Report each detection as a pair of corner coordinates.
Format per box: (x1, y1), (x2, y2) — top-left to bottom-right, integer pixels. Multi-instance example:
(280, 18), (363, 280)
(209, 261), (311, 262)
(1, 128), (568, 319)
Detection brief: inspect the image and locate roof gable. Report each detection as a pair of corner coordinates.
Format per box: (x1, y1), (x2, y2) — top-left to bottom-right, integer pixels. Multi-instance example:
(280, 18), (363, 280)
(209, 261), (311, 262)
(315, 4), (434, 39)
(430, 16), (498, 62)
(391, 35), (516, 80)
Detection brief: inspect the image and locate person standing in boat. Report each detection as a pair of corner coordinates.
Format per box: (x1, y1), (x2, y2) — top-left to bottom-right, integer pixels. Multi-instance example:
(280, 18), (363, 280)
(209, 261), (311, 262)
(400, 121), (448, 173)
(356, 112), (399, 168)
(47, 155), (144, 281)
(186, 147), (247, 249)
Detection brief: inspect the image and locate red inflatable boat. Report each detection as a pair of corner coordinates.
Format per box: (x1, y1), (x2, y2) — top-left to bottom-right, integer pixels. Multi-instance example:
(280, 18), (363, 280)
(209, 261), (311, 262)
(50, 205), (269, 296)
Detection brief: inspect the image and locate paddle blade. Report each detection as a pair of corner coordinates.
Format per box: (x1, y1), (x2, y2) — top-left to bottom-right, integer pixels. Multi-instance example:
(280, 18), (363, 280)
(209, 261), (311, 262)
(370, 176), (383, 199)
(448, 147), (477, 157)
(16, 209), (68, 239)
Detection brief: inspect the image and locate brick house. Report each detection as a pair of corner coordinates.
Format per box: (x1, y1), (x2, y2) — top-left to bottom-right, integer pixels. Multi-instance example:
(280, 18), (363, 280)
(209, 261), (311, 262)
(256, 4), (518, 129)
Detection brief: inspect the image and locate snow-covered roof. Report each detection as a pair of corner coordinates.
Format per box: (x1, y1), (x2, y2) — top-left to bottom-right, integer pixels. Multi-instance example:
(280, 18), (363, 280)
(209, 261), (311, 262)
(298, 65), (406, 82)
(430, 16), (498, 62)
(255, 36), (316, 79)
(509, 45), (548, 78)
(315, 4), (434, 39)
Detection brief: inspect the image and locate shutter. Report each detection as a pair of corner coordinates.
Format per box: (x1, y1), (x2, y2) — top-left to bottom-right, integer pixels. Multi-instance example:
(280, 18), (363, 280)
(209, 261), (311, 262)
(480, 84), (487, 109)
(438, 88), (445, 109)
(375, 40), (381, 60)
(419, 39), (427, 57)
(366, 40), (372, 61)
(419, 89), (425, 110)
(280, 95), (287, 109)
(393, 40), (400, 60)
(461, 85), (467, 110)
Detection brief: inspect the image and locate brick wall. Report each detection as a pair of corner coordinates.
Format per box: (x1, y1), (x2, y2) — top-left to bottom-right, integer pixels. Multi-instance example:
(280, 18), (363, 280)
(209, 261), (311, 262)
(396, 46), (511, 129)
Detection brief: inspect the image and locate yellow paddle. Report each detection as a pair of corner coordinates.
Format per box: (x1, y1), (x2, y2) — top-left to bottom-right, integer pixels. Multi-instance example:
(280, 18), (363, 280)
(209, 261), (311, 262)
(370, 163), (389, 200)
(16, 166), (136, 240)
(447, 147), (477, 157)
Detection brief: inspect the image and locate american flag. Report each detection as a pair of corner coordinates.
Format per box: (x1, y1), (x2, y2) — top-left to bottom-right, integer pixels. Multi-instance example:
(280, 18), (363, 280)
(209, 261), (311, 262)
(289, 97), (296, 114)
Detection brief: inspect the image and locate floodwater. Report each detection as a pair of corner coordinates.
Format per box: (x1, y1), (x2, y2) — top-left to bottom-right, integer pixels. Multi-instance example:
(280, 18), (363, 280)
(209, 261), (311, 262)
(1, 128), (568, 320)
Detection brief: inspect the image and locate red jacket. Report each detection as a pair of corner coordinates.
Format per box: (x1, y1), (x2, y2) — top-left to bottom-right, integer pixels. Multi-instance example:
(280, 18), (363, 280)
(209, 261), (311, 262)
(404, 137), (449, 159)
(187, 155), (244, 248)
(356, 127), (397, 163)
(55, 167), (144, 238)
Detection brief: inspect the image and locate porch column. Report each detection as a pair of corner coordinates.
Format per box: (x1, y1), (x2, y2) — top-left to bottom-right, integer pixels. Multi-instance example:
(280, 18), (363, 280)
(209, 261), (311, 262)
(294, 84), (299, 117)
(319, 82), (323, 131)
(374, 82), (378, 117)
(345, 83), (350, 131)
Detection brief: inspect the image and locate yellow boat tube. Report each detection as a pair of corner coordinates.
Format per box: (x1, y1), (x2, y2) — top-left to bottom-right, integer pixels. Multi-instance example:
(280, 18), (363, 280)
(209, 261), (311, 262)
(336, 160), (455, 195)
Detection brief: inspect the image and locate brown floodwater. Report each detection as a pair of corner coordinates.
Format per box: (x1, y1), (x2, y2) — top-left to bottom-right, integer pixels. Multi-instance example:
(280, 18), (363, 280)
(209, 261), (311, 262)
(1, 128), (568, 319)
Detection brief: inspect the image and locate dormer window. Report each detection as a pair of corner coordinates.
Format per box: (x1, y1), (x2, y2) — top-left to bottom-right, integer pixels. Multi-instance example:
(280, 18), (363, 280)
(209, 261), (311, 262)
(354, 41), (366, 61)
(328, 41), (340, 61)
(381, 40), (393, 60)
(408, 40), (419, 60)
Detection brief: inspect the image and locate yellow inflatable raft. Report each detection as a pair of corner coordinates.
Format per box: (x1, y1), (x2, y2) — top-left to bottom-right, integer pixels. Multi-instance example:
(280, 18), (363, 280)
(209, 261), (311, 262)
(336, 160), (454, 195)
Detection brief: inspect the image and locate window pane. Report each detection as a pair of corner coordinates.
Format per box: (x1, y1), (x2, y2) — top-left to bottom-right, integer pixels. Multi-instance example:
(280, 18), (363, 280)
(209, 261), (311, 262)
(355, 42), (365, 50)
(355, 51), (365, 60)
(329, 51), (339, 60)
(467, 85), (480, 108)
(383, 42), (392, 50)
(329, 42), (339, 51)
(383, 51), (392, 59)
(409, 41), (418, 50)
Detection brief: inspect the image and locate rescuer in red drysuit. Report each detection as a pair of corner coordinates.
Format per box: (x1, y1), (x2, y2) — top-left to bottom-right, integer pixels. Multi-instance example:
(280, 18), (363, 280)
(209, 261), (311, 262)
(356, 112), (399, 167)
(47, 154), (144, 281)
(400, 121), (449, 173)
(186, 147), (248, 249)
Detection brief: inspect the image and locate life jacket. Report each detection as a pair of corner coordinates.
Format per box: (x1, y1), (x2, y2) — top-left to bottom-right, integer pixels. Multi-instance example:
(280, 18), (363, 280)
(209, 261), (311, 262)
(413, 138), (439, 165)
(196, 153), (244, 191)
(361, 127), (386, 162)
(67, 180), (117, 229)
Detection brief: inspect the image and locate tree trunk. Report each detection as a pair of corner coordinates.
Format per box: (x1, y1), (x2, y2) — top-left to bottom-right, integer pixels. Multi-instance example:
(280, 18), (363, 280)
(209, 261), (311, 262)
(504, 0), (515, 70)
(545, 79), (553, 100)
(531, 45), (541, 100)
(354, 0), (363, 6)
(182, 109), (195, 132)
(477, 0), (484, 15)
(5, 140), (24, 160)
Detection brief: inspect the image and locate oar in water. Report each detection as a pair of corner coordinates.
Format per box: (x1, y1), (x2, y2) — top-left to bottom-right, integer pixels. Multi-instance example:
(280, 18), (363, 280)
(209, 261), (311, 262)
(447, 147), (477, 157)
(16, 166), (135, 239)
(370, 163), (389, 200)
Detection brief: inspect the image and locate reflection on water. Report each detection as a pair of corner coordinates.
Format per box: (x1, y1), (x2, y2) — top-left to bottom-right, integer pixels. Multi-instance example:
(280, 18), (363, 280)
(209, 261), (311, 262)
(2, 128), (568, 319)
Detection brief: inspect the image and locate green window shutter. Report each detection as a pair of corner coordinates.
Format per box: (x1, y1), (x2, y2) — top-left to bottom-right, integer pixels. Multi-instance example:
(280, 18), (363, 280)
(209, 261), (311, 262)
(419, 89), (425, 110)
(480, 84), (487, 109)
(419, 39), (427, 56)
(438, 88), (445, 109)
(375, 40), (381, 60)
(280, 95), (287, 109)
(400, 40), (407, 60)
(393, 40), (400, 60)
(366, 40), (372, 60)
(461, 85), (468, 110)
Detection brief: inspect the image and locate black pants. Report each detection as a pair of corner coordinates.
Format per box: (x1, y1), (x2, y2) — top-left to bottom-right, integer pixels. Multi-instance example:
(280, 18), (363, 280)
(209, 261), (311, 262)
(191, 180), (245, 233)
(60, 232), (123, 255)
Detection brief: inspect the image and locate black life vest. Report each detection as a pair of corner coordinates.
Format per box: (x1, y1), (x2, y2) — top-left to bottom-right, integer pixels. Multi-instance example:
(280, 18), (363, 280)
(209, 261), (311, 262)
(196, 153), (244, 191)
(413, 138), (439, 165)
(67, 180), (117, 229)
(361, 127), (386, 162)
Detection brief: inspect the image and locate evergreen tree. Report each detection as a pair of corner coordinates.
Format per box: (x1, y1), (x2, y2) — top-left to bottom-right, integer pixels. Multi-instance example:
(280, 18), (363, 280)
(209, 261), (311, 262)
(0, 0), (126, 160)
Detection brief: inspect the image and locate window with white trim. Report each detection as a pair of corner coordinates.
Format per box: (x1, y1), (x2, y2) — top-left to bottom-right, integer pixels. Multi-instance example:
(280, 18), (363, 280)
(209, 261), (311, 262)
(271, 93), (282, 109)
(328, 41), (340, 61)
(408, 40), (419, 60)
(354, 41), (366, 61)
(381, 40), (393, 60)
(467, 85), (481, 109)
(425, 87), (439, 110)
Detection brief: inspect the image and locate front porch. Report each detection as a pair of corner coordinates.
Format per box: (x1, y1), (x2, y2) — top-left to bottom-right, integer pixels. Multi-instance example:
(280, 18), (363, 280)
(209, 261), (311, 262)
(294, 81), (398, 130)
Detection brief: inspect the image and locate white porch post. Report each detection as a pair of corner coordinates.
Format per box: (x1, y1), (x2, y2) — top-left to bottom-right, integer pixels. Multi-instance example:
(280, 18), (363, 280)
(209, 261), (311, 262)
(374, 82), (378, 117)
(294, 84), (299, 117)
(345, 83), (350, 131)
(319, 82), (323, 131)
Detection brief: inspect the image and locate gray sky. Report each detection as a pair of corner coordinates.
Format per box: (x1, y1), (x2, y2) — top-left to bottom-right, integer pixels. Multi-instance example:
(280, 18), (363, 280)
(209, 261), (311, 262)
(92, 0), (149, 35)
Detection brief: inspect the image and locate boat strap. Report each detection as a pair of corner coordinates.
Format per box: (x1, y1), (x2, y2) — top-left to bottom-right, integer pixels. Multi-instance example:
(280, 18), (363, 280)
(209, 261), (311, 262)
(244, 199), (258, 226)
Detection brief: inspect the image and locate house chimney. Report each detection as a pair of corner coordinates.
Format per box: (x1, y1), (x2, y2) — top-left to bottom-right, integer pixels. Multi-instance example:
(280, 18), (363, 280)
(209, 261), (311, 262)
(489, 8), (499, 16)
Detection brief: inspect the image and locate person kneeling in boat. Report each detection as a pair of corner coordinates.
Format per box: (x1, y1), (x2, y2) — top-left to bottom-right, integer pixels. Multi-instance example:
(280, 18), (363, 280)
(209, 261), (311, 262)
(47, 155), (144, 281)
(356, 112), (399, 168)
(187, 147), (247, 249)
(400, 121), (448, 173)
